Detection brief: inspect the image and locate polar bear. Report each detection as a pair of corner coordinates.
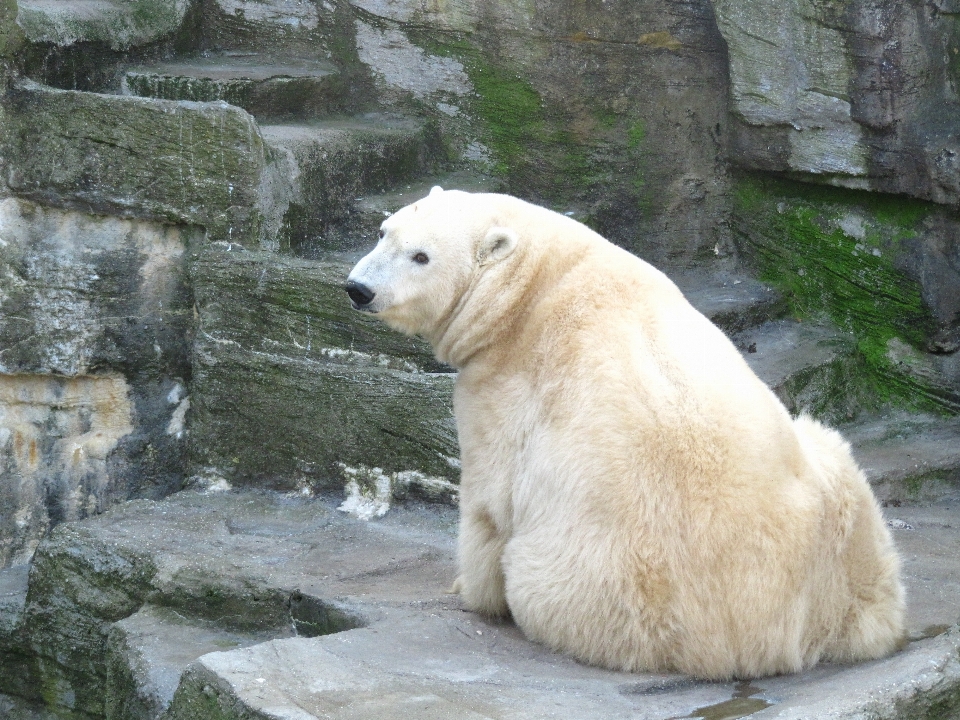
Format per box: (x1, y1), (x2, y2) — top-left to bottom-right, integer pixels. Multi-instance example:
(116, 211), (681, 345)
(345, 188), (905, 679)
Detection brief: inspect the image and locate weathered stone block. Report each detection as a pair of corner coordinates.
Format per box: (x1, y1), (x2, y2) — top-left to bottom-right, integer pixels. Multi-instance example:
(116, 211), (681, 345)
(259, 117), (444, 253)
(122, 54), (352, 120)
(104, 604), (289, 720)
(0, 375), (134, 570)
(0, 198), (193, 376)
(189, 246), (458, 491)
(735, 319), (864, 423)
(350, 0), (732, 265)
(22, 523), (157, 718)
(323, 169), (503, 252)
(733, 176), (960, 413)
(714, 0), (960, 206)
(16, 0), (190, 50)
(2, 81), (268, 244)
(0, 199), (194, 569)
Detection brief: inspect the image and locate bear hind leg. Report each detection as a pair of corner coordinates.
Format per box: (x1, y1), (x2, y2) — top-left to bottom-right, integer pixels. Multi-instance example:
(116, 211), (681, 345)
(826, 497), (906, 663)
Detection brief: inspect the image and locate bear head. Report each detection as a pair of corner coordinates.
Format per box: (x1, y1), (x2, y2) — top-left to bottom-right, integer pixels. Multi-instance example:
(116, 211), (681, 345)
(345, 187), (519, 339)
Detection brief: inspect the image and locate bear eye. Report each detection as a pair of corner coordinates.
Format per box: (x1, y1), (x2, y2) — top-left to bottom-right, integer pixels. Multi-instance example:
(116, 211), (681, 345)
(412, 252), (429, 265)
(378, 228), (386, 239)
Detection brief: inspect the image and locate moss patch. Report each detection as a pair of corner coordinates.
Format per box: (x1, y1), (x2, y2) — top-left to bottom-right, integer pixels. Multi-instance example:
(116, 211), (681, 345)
(404, 29), (601, 202)
(733, 176), (956, 413)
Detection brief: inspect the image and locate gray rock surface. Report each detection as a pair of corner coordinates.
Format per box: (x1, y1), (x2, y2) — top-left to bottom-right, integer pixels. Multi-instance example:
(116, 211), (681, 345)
(735, 320), (863, 423)
(714, 0), (960, 207)
(0, 198), (192, 567)
(16, 0), (190, 49)
(348, 0), (732, 265)
(122, 54), (351, 120)
(2, 489), (958, 720)
(2, 0), (960, 715)
(845, 413), (960, 506)
(672, 265), (787, 335)
(2, 80), (268, 245)
(188, 244), (458, 493)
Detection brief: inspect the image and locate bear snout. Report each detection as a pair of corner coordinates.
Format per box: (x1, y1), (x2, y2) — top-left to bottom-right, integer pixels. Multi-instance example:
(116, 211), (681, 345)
(345, 280), (376, 309)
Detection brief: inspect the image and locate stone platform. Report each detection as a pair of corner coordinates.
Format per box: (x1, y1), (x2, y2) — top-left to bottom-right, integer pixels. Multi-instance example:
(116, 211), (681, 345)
(3, 488), (959, 719)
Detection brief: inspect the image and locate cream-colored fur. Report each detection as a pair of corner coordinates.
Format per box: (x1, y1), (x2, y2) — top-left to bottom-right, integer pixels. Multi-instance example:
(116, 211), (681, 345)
(347, 189), (905, 679)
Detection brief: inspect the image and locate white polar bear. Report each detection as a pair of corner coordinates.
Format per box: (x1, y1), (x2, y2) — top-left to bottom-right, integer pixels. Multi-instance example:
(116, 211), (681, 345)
(345, 188), (905, 679)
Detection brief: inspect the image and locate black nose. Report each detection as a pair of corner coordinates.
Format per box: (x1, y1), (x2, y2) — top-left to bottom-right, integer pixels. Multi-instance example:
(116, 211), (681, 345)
(345, 280), (376, 307)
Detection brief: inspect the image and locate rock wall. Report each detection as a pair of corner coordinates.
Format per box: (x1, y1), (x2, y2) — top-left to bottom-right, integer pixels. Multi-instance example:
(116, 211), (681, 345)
(715, 0), (960, 203)
(0, 199), (193, 566)
(713, 0), (960, 405)
(351, 0), (732, 265)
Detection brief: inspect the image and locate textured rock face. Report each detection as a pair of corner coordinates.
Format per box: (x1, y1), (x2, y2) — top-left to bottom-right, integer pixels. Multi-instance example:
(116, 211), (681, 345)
(0, 375), (133, 568)
(1, 82), (268, 245)
(350, 0), (732, 265)
(2, 0), (960, 716)
(0, 199), (191, 375)
(16, 0), (190, 50)
(733, 177), (960, 413)
(0, 199), (193, 569)
(188, 245), (458, 492)
(714, 0), (960, 206)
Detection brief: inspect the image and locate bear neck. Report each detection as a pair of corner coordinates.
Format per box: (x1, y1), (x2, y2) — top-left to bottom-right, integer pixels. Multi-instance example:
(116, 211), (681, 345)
(429, 234), (590, 369)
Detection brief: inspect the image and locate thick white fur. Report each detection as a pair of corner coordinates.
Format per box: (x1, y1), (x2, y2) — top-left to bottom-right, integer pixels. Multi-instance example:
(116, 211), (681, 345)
(347, 190), (905, 679)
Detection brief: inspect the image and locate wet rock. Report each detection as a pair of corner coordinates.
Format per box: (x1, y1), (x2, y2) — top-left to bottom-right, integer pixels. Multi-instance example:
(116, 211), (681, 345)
(21, 522), (158, 717)
(122, 54), (352, 121)
(732, 177), (960, 412)
(12, 490), (450, 718)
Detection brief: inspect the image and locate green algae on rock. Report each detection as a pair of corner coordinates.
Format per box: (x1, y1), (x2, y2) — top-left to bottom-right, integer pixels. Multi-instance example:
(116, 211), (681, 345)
(733, 176), (959, 414)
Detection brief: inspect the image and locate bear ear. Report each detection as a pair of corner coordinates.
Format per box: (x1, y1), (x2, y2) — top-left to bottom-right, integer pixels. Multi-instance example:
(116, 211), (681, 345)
(429, 186), (444, 196)
(477, 227), (518, 266)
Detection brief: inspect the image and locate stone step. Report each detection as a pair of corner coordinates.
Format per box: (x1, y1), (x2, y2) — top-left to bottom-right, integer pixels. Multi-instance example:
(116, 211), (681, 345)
(121, 53), (352, 120)
(189, 244), (458, 493)
(105, 604), (300, 720)
(8, 490), (456, 718)
(6, 489), (960, 720)
(2, 79), (267, 244)
(16, 0), (190, 50)
(1, 81), (442, 248)
(733, 318), (862, 424)
(844, 412), (960, 506)
(313, 169), (506, 255)
(259, 116), (443, 252)
(199, 0), (352, 62)
(670, 266), (788, 336)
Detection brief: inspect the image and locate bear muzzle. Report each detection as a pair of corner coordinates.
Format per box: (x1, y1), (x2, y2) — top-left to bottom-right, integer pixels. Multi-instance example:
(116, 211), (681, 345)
(345, 280), (377, 310)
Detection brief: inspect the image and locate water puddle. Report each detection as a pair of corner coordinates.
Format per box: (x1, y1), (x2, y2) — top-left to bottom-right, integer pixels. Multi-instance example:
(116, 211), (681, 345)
(669, 681), (772, 720)
(910, 624), (951, 642)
